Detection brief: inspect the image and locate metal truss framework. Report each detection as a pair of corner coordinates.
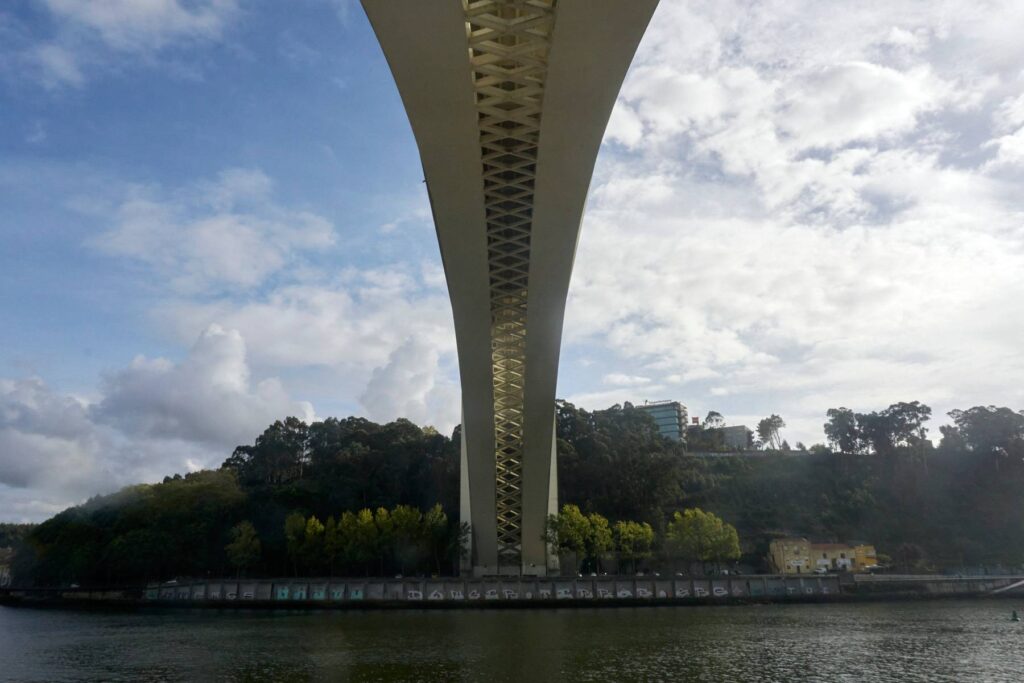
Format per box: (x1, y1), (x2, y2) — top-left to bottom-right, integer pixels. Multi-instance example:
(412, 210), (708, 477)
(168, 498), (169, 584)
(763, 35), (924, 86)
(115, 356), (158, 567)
(465, 0), (557, 563)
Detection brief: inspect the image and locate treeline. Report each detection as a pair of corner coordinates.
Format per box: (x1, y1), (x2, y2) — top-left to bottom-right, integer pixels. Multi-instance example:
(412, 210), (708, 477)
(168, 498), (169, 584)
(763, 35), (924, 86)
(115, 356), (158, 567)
(20, 418), (463, 585)
(11, 400), (1024, 585)
(0, 523), (32, 548)
(546, 505), (739, 575)
(272, 505), (465, 578)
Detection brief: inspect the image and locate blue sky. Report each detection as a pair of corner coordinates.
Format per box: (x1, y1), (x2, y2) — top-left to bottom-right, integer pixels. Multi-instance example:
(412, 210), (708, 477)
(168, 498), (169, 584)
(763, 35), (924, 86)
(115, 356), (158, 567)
(3, 0), (1024, 520)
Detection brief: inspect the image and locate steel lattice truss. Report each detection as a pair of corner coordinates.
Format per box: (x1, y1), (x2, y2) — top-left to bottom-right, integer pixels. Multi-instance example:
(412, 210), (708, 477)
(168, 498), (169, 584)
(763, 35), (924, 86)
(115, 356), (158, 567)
(464, 0), (557, 564)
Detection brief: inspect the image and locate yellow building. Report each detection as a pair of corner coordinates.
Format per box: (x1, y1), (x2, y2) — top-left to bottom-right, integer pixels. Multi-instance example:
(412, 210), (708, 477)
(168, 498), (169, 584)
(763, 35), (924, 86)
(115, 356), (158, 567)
(852, 544), (879, 570)
(768, 538), (812, 574)
(769, 538), (877, 574)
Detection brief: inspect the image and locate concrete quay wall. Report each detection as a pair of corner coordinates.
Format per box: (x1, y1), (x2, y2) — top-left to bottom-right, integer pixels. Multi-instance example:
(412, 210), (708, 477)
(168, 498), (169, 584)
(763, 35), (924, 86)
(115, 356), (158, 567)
(4, 574), (1021, 609)
(139, 575), (840, 606)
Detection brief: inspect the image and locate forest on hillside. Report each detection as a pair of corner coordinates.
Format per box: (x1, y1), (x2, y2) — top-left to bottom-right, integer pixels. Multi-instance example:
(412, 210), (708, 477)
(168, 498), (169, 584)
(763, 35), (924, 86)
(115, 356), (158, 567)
(8, 400), (1024, 585)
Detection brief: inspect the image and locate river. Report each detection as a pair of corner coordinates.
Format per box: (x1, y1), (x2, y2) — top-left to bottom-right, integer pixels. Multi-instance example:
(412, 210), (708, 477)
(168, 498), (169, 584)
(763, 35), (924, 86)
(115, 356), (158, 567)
(2, 599), (1022, 681)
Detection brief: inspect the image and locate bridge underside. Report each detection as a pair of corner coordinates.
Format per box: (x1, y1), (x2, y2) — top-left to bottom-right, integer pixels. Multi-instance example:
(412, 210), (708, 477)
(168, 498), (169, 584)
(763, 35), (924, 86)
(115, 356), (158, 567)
(362, 0), (658, 575)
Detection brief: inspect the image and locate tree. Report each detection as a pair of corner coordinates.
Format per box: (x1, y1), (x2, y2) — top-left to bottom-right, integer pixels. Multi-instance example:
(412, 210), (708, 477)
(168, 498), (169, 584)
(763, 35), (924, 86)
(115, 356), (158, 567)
(710, 518), (740, 570)
(757, 415), (786, 450)
(284, 512), (306, 576)
(614, 520), (653, 574)
(225, 521), (261, 577)
(391, 505), (423, 575)
(886, 401), (931, 448)
(374, 507), (394, 575)
(666, 509), (710, 573)
(856, 410), (894, 456)
(353, 509), (378, 575)
(338, 511), (359, 573)
(323, 517), (343, 576)
(852, 402), (932, 456)
(825, 407), (860, 453)
(303, 516), (325, 573)
(947, 406), (1024, 455)
(665, 508), (740, 574)
(545, 504), (591, 574)
(423, 504), (449, 576)
(585, 512), (613, 574)
(704, 411), (725, 429)
(225, 417), (310, 486)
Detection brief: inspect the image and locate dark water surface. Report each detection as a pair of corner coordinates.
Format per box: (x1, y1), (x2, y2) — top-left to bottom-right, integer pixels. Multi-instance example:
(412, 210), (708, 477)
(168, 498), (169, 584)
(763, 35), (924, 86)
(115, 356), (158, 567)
(2, 599), (1023, 682)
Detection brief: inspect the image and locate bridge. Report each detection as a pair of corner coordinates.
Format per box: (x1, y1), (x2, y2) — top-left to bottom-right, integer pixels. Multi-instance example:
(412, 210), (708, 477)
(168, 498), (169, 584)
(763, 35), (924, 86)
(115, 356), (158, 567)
(361, 0), (659, 575)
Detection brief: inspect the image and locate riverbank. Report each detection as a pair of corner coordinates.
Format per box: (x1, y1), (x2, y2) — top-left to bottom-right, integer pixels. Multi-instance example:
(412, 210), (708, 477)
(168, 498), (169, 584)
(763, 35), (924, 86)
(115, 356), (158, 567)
(4, 573), (1021, 610)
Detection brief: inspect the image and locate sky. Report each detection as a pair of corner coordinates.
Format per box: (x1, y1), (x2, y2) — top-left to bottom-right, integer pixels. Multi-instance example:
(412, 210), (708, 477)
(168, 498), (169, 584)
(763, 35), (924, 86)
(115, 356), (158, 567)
(2, 0), (1024, 522)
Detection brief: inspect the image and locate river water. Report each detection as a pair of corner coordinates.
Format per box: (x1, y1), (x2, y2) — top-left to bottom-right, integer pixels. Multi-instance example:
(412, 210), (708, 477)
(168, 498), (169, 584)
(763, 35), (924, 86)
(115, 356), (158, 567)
(2, 599), (1023, 682)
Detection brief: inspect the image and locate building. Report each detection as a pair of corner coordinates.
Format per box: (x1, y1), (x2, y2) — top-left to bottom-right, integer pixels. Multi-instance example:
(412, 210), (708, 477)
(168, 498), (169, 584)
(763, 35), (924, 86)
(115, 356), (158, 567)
(768, 538), (813, 574)
(768, 538), (878, 574)
(639, 400), (688, 441)
(722, 425), (751, 450)
(362, 1), (659, 575)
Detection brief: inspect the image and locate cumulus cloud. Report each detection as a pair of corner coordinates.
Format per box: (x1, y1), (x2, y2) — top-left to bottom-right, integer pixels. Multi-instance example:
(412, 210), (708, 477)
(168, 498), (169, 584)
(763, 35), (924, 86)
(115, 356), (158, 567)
(159, 265), (460, 432)
(93, 324), (315, 448)
(0, 326), (314, 520)
(360, 338), (459, 432)
(562, 0), (1024, 444)
(91, 168), (335, 293)
(161, 267), (456, 368)
(0, 378), (107, 494)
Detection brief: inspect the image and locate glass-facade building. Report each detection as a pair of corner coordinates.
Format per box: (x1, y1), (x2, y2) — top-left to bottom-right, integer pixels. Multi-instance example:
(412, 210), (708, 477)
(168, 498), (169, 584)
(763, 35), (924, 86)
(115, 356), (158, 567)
(639, 400), (688, 441)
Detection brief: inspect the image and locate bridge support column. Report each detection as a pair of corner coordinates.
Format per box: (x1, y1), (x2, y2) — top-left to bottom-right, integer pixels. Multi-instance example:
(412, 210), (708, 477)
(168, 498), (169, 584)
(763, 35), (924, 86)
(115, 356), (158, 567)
(362, 0), (658, 576)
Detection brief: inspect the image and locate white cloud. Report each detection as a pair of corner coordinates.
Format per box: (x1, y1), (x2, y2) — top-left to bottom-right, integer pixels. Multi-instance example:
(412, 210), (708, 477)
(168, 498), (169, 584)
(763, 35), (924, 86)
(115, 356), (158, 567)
(0, 326), (314, 520)
(93, 324), (315, 448)
(360, 338), (459, 432)
(985, 127), (1024, 168)
(602, 373), (653, 387)
(777, 62), (946, 149)
(560, 0), (1024, 445)
(42, 0), (238, 52)
(19, 0), (240, 87)
(91, 168), (335, 293)
(31, 43), (85, 88)
(160, 268), (456, 370)
(0, 377), (106, 493)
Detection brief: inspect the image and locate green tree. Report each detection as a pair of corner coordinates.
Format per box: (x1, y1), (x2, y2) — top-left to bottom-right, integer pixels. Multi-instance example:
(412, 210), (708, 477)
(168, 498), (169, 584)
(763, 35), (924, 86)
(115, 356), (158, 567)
(303, 516), (325, 573)
(338, 511), (360, 573)
(284, 512), (306, 576)
(323, 516), (343, 576)
(224, 417), (310, 485)
(545, 504), (590, 574)
(947, 406), (1024, 454)
(225, 521), (261, 577)
(585, 512), (612, 573)
(710, 517), (741, 570)
(665, 508), (740, 574)
(886, 401), (931, 448)
(391, 504), (423, 575)
(757, 415), (786, 450)
(824, 408), (859, 453)
(424, 504), (449, 576)
(353, 509), (378, 575)
(614, 520), (654, 574)
(374, 507), (394, 575)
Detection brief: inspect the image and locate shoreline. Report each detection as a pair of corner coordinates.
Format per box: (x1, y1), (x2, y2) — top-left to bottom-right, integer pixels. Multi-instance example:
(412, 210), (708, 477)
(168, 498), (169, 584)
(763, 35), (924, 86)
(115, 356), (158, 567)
(4, 574), (1020, 611)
